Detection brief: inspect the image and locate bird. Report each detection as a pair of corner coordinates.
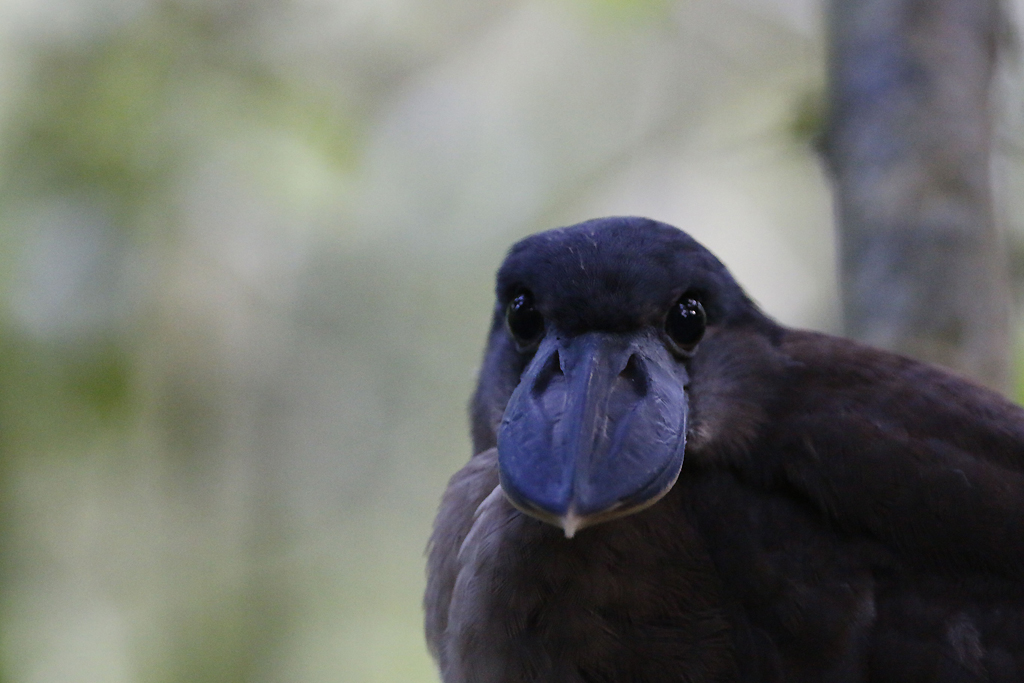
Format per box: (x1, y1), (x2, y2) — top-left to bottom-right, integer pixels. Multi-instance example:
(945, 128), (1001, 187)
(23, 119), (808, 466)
(424, 216), (1024, 683)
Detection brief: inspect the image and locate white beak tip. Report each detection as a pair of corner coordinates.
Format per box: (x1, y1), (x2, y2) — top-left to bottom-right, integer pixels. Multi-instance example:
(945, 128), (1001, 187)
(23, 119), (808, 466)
(560, 511), (585, 539)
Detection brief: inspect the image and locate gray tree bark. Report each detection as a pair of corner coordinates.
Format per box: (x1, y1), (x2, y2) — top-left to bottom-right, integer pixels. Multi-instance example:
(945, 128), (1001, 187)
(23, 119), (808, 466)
(825, 0), (1011, 392)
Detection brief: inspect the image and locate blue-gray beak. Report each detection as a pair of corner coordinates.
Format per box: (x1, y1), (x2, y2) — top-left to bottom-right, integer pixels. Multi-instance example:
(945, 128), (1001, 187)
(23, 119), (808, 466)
(497, 330), (689, 537)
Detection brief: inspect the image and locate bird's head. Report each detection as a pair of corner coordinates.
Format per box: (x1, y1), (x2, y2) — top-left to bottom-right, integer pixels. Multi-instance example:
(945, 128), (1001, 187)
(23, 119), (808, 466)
(472, 217), (769, 537)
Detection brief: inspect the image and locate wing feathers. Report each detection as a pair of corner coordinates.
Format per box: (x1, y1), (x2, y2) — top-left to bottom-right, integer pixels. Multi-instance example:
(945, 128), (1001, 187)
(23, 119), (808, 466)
(769, 332), (1024, 577)
(424, 449), (500, 663)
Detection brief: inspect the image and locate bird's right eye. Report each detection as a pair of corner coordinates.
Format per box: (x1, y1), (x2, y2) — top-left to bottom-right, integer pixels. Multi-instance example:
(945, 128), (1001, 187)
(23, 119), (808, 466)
(506, 290), (545, 349)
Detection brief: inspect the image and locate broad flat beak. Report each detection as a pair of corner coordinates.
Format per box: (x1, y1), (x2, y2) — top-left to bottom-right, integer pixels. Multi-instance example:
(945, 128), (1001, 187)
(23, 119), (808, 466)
(497, 330), (688, 537)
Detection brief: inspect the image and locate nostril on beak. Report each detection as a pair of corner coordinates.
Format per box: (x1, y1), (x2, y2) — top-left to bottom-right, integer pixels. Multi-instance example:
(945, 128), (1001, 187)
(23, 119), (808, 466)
(531, 349), (563, 398)
(619, 354), (648, 397)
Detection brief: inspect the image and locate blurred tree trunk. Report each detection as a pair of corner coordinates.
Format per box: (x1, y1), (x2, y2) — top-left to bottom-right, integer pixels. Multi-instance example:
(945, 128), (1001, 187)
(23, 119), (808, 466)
(824, 0), (1011, 392)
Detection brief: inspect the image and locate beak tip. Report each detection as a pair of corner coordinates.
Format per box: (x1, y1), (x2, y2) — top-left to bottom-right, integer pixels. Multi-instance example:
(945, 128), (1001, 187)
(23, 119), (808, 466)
(559, 510), (585, 539)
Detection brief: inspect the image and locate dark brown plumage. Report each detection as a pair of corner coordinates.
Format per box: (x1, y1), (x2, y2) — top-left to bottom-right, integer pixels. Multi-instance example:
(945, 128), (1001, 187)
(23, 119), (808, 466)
(425, 217), (1024, 682)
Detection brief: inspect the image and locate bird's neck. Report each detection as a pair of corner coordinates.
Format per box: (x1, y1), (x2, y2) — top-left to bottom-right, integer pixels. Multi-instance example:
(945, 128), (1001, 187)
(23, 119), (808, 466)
(446, 465), (737, 681)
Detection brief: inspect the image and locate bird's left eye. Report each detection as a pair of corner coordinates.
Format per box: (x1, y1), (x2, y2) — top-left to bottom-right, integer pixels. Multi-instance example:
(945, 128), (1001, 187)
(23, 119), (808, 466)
(665, 295), (706, 353)
(506, 290), (545, 349)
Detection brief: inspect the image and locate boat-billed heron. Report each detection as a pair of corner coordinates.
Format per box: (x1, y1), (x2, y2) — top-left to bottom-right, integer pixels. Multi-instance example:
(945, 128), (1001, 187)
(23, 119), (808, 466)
(426, 217), (1024, 683)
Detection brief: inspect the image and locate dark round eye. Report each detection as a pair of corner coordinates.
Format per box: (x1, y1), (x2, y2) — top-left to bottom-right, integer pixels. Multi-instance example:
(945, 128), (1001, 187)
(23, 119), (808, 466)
(665, 296), (706, 352)
(505, 290), (545, 349)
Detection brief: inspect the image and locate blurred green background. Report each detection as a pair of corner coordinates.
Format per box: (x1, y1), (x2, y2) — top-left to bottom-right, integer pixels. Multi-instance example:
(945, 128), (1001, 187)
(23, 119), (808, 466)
(0, 0), (1022, 681)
